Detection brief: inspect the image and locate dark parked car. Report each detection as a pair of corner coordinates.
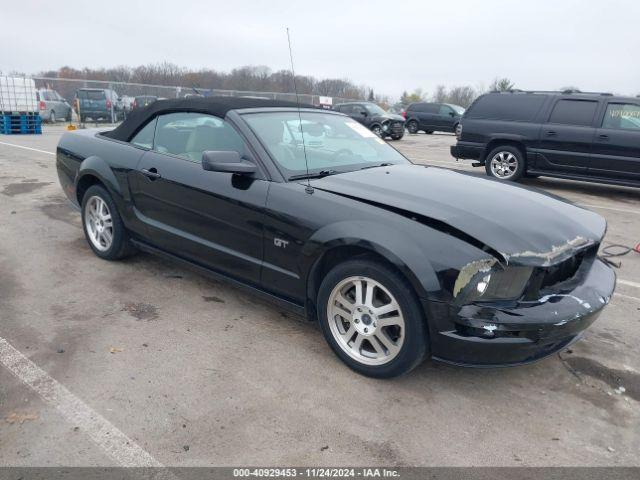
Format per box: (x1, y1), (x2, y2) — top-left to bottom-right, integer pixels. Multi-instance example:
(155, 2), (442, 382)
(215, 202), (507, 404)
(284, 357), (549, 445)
(75, 88), (124, 123)
(56, 97), (614, 378)
(451, 91), (640, 187)
(37, 89), (72, 123)
(334, 102), (405, 140)
(405, 102), (465, 134)
(132, 95), (158, 110)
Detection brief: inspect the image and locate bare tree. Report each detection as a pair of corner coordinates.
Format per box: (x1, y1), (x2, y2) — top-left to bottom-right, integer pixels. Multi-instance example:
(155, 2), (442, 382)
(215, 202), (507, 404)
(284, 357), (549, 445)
(432, 85), (447, 103)
(446, 86), (477, 108)
(37, 64), (371, 100)
(489, 77), (515, 92)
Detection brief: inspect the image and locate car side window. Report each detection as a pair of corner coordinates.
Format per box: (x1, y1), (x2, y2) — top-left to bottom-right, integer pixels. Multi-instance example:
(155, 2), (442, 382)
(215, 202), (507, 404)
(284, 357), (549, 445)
(423, 104), (439, 114)
(153, 112), (248, 163)
(548, 100), (598, 127)
(602, 103), (640, 130)
(439, 105), (453, 116)
(130, 117), (157, 149)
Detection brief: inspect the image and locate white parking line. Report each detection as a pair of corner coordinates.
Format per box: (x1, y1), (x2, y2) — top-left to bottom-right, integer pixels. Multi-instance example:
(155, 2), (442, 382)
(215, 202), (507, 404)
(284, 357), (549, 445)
(619, 279), (640, 289)
(580, 204), (640, 215)
(0, 336), (163, 467)
(0, 140), (55, 156)
(615, 292), (640, 303)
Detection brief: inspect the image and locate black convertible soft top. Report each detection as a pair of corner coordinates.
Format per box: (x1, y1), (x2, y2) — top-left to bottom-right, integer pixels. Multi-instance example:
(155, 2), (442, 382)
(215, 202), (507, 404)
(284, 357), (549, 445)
(104, 96), (316, 141)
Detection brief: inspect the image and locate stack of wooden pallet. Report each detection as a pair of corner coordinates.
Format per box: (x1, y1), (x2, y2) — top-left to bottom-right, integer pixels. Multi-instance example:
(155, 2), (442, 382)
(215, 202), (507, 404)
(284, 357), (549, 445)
(0, 76), (42, 134)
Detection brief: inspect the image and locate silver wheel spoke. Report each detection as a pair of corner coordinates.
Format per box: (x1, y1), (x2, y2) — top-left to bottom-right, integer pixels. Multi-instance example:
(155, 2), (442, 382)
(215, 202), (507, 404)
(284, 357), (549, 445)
(376, 332), (400, 356)
(354, 280), (364, 305)
(364, 282), (374, 307)
(335, 293), (354, 314)
(342, 324), (356, 342)
(376, 315), (401, 328)
(352, 334), (364, 352)
(373, 302), (399, 317)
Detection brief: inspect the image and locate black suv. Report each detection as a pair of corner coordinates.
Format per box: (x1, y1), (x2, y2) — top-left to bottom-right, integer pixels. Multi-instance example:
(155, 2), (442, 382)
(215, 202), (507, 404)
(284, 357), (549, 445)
(451, 91), (640, 187)
(334, 102), (405, 140)
(405, 102), (465, 134)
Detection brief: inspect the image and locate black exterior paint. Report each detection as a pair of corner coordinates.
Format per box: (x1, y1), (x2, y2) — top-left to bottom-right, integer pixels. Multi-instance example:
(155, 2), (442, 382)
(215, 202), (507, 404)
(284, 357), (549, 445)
(56, 103), (616, 367)
(451, 92), (640, 187)
(405, 102), (464, 133)
(333, 102), (405, 139)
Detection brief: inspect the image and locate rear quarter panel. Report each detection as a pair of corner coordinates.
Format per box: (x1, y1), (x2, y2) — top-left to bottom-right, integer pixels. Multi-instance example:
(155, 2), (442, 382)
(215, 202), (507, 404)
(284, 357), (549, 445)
(56, 130), (147, 232)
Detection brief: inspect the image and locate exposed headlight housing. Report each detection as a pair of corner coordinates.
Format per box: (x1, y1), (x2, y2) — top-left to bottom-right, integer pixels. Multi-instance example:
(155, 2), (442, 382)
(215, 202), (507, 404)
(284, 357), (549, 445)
(454, 262), (532, 303)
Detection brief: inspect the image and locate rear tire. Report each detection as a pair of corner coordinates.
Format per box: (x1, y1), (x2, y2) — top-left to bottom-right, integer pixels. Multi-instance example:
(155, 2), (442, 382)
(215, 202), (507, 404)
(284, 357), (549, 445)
(49, 111), (56, 123)
(317, 259), (428, 378)
(406, 120), (419, 134)
(485, 145), (525, 181)
(81, 185), (136, 260)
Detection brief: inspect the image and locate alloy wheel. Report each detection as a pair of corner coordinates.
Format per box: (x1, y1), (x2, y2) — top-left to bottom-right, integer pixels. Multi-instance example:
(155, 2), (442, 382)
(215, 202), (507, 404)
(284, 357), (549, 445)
(327, 276), (405, 366)
(372, 125), (383, 137)
(407, 121), (418, 134)
(84, 196), (114, 252)
(490, 151), (518, 179)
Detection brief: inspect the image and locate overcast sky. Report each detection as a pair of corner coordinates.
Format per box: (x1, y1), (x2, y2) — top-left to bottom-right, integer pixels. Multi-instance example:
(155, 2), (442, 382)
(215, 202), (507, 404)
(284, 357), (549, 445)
(3, 0), (639, 99)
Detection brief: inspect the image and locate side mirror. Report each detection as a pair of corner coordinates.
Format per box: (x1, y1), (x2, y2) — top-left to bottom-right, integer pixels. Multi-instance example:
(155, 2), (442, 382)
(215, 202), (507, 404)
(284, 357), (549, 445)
(202, 151), (257, 175)
(360, 111), (368, 116)
(449, 111), (455, 117)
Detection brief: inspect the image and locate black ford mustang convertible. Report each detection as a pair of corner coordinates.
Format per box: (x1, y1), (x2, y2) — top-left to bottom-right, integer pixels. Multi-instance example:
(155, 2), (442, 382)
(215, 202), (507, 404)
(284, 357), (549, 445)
(56, 97), (615, 378)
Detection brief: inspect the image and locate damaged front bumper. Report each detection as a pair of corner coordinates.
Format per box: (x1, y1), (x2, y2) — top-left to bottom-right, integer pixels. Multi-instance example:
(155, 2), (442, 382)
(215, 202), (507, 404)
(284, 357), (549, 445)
(424, 258), (616, 367)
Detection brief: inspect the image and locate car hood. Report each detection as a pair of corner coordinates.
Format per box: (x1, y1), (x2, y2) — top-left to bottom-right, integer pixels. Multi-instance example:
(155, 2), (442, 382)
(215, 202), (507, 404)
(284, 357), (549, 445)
(310, 164), (606, 266)
(373, 113), (405, 122)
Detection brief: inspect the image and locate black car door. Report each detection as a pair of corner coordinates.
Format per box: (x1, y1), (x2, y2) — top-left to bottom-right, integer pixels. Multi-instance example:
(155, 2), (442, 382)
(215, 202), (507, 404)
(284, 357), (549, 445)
(418, 104), (439, 131)
(590, 101), (640, 181)
(536, 98), (599, 173)
(350, 104), (370, 128)
(436, 104), (456, 131)
(130, 112), (268, 284)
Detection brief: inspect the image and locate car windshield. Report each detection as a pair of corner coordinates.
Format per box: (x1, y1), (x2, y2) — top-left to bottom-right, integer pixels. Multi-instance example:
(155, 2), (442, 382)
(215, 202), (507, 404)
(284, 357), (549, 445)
(243, 111), (409, 179)
(365, 103), (387, 115)
(449, 105), (465, 115)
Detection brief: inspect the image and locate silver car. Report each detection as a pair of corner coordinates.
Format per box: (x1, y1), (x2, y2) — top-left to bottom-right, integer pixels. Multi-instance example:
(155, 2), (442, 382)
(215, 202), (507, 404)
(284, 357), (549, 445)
(37, 89), (72, 123)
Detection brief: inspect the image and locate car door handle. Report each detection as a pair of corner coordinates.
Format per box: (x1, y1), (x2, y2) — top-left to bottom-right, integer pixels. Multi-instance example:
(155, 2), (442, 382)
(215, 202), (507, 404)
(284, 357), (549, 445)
(545, 130), (557, 136)
(597, 134), (609, 141)
(141, 168), (161, 180)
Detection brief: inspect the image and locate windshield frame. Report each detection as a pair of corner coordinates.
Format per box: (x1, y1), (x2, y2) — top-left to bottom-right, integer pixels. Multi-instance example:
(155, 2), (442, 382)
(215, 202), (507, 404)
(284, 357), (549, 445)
(239, 109), (411, 182)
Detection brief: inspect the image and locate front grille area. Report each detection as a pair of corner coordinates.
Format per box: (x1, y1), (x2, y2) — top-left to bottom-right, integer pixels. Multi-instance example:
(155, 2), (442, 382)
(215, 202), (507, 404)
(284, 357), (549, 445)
(522, 244), (598, 300)
(390, 121), (404, 134)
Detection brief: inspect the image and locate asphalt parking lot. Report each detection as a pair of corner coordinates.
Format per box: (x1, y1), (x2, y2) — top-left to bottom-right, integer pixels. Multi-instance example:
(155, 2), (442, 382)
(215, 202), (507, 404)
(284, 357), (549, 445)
(0, 126), (639, 467)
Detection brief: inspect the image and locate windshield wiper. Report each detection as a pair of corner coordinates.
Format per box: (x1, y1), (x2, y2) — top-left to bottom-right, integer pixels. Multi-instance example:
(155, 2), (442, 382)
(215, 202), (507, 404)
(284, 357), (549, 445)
(288, 170), (340, 181)
(359, 163), (394, 170)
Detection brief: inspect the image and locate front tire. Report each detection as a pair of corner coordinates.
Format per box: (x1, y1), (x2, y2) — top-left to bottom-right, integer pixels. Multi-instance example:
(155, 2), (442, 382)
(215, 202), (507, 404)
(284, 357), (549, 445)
(406, 120), (419, 134)
(371, 125), (383, 137)
(485, 145), (525, 181)
(49, 111), (56, 123)
(81, 185), (136, 260)
(317, 259), (428, 378)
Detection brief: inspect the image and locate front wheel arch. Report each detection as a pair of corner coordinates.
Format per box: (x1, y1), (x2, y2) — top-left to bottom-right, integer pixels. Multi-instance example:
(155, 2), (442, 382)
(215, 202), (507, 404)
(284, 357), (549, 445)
(305, 241), (436, 321)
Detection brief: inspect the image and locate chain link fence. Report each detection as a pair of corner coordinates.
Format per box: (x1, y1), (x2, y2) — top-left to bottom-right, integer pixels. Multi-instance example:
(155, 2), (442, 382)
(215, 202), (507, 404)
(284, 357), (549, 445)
(32, 76), (358, 125)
